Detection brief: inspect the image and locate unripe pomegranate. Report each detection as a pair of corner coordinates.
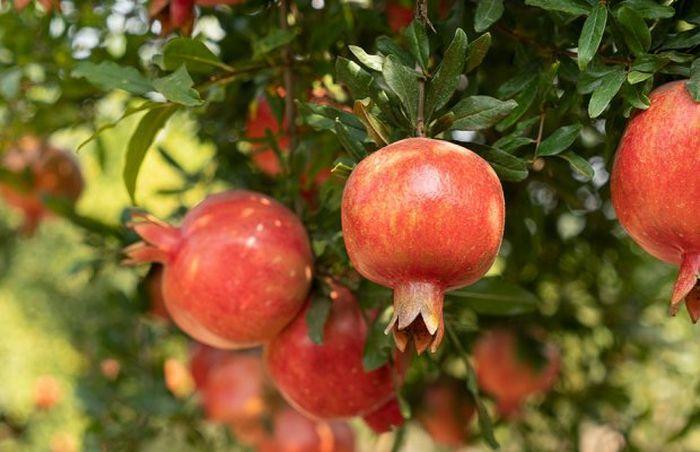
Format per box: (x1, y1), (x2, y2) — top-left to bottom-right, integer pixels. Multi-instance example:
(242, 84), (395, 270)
(258, 406), (355, 452)
(416, 378), (474, 447)
(342, 138), (505, 353)
(33, 374), (62, 410)
(362, 398), (404, 433)
(611, 81), (700, 320)
(0, 138), (83, 235)
(265, 284), (401, 419)
(246, 97), (289, 176)
(473, 329), (560, 417)
(124, 190), (313, 349)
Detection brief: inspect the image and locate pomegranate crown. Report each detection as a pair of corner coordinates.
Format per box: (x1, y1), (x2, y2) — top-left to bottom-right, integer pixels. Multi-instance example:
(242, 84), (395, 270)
(123, 212), (181, 265)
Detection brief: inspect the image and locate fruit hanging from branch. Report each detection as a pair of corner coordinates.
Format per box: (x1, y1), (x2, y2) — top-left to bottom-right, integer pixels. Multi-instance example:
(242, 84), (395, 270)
(124, 190), (313, 349)
(416, 377), (475, 447)
(611, 81), (700, 321)
(342, 138), (505, 354)
(362, 397), (404, 433)
(265, 283), (403, 420)
(0, 137), (83, 236)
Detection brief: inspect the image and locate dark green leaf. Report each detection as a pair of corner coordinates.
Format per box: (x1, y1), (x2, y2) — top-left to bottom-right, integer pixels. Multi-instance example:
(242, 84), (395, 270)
(620, 0), (674, 19)
(559, 151), (594, 179)
(475, 0), (504, 33)
(383, 55), (420, 123)
(123, 105), (179, 204)
(348, 45), (384, 71)
(334, 120), (368, 161)
(498, 70), (538, 98)
(621, 82), (651, 110)
(525, 0), (590, 15)
(616, 6), (651, 56)
(404, 21), (430, 72)
(162, 38), (228, 74)
(687, 59), (700, 102)
(449, 96), (518, 130)
(465, 33), (491, 73)
(497, 77), (539, 131)
(72, 61), (152, 95)
(588, 67), (626, 118)
(446, 278), (539, 315)
(661, 29), (700, 51)
(376, 36), (415, 67)
(538, 123), (582, 156)
(306, 294), (332, 344)
(426, 28), (468, 118)
(467, 142), (529, 182)
(152, 66), (203, 107)
(298, 100), (365, 132)
(362, 309), (394, 371)
(578, 4), (608, 70)
(336, 57), (374, 99)
(252, 29), (298, 59)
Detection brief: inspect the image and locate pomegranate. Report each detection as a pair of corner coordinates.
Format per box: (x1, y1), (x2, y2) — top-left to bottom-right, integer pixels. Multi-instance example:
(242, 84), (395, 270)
(416, 378), (475, 447)
(473, 329), (560, 417)
(164, 358), (195, 398)
(258, 406), (355, 452)
(362, 398), (404, 433)
(0, 137), (83, 235)
(611, 81), (700, 320)
(124, 190), (313, 349)
(342, 138), (505, 353)
(33, 374), (62, 410)
(189, 343), (229, 390)
(386, 1), (414, 32)
(100, 358), (121, 380)
(246, 96), (289, 176)
(265, 284), (401, 419)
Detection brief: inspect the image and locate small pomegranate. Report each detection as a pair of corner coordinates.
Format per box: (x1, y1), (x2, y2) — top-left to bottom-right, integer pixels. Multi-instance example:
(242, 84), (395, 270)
(258, 406), (355, 452)
(473, 329), (560, 417)
(0, 137), (83, 235)
(246, 96), (289, 176)
(33, 374), (62, 410)
(611, 81), (700, 320)
(100, 358), (121, 380)
(416, 378), (475, 447)
(386, 1), (414, 32)
(265, 284), (400, 419)
(164, 358), (195, 398)
(362, 398), (404, 433)
(124, 190), (313, 349)
(145, 265), (169, 321)
(342, 138), (505, 353)
(189, 343), (229, 390)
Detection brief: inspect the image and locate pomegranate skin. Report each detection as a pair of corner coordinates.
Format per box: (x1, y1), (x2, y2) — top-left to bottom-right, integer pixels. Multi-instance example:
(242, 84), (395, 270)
(265, 285), (399, 420)
(246, 97), (288, 176)
(611, 81), (700, 317)
(124, 190), (313, 349)
(189, 343), (230, 390)
(473, 329), (560, 417)
(362, 398), (404, 433)
(258, 406), (355, 452)
(0, 138), (83, 235)
(417, 378), (475, 447)
(342, 138), (505, 353)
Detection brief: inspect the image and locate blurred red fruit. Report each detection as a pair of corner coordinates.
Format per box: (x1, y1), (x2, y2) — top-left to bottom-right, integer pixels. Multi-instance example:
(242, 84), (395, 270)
(417, 378), (475, 447)
(258, 406), (355, 452)
(189, 343), (229, 390)
(33, 375), (62, 410)
(362, 398), (404, 433)
(100, 358), (121, 381)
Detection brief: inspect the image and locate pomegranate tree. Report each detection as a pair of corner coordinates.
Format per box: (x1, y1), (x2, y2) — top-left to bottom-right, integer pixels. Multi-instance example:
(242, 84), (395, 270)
(124, 190), (313, 349)
(265, 283), (401, 419)
(417, 378), (475, 447)
(342, 138), (505, 353)
(611, 81), (700, 320)
(0, 137), (83, 235)
(473, 329), (560, 417)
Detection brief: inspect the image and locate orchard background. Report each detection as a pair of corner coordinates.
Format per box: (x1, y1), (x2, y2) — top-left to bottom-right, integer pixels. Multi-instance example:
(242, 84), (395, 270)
(0, 0), (699, 450)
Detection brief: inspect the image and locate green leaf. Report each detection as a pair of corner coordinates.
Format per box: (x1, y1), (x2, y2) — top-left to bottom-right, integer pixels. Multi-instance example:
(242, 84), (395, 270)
(467, 142), (529, 182)
(382, 55), (420, 123)
(616, 6), (651, 56)
(376, 36), (415, 67)
(152, 66), (204, 107)
(162, 38), (228, 74)
(578, 4), (608, 70)
(252, 29), (298, 59)
(336, 57), (374, 99)
(123, 105), (179, 204)
(559, 151), (594, 179)
(588, 67), (626, 118)
(403, 20), (430, 72)
(661, 29), (700, 51)
(354, 99), (391, 146)
(362, 309), (394, 371)
(525, 0), (590, 15)
(72, 61), (153, 95)
(465, 33), (491, 73)
(621, 82), (651, 110)
(348, 45), (384, 71)
(449, 96), (517, 131)
(474, 0), (504, 33)
(687, 59), (700, 102)
(77, 102), (164, 151)
(446, 278), (538, 316)
(298, 100), (365, 132)
(620, 0), (674, 19)
(497, 77), (539, 131)
(334, 119), (368, 162)
(537, 124), (582, 157)
(426, 28), (468, 118)
(306, 294), (332, 345)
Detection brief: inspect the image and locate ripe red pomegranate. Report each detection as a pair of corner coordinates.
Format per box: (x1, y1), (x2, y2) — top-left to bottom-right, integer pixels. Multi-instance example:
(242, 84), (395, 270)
(416, 378), (474, 447)
(611, 81), (700, 320)
(342, 138), (505, 353)
(265, 284), (401, 419)
(0, 137), (83, 235)
(386, 1), (414, 32)
(246, 96), (289, 176)
(189, 343), (229, 390)
(124, 190), (313, 349)
(258, 406), (355, 452)
(473, 329), (560, 417)
(362, 398), (404, 433)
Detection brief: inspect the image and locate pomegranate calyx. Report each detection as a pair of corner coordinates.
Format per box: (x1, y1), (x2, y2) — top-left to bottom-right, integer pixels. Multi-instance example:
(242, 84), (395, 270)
(669, 253), (700, 317)
(123, 213), (181, 264)
(387, 282), (444, 354)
